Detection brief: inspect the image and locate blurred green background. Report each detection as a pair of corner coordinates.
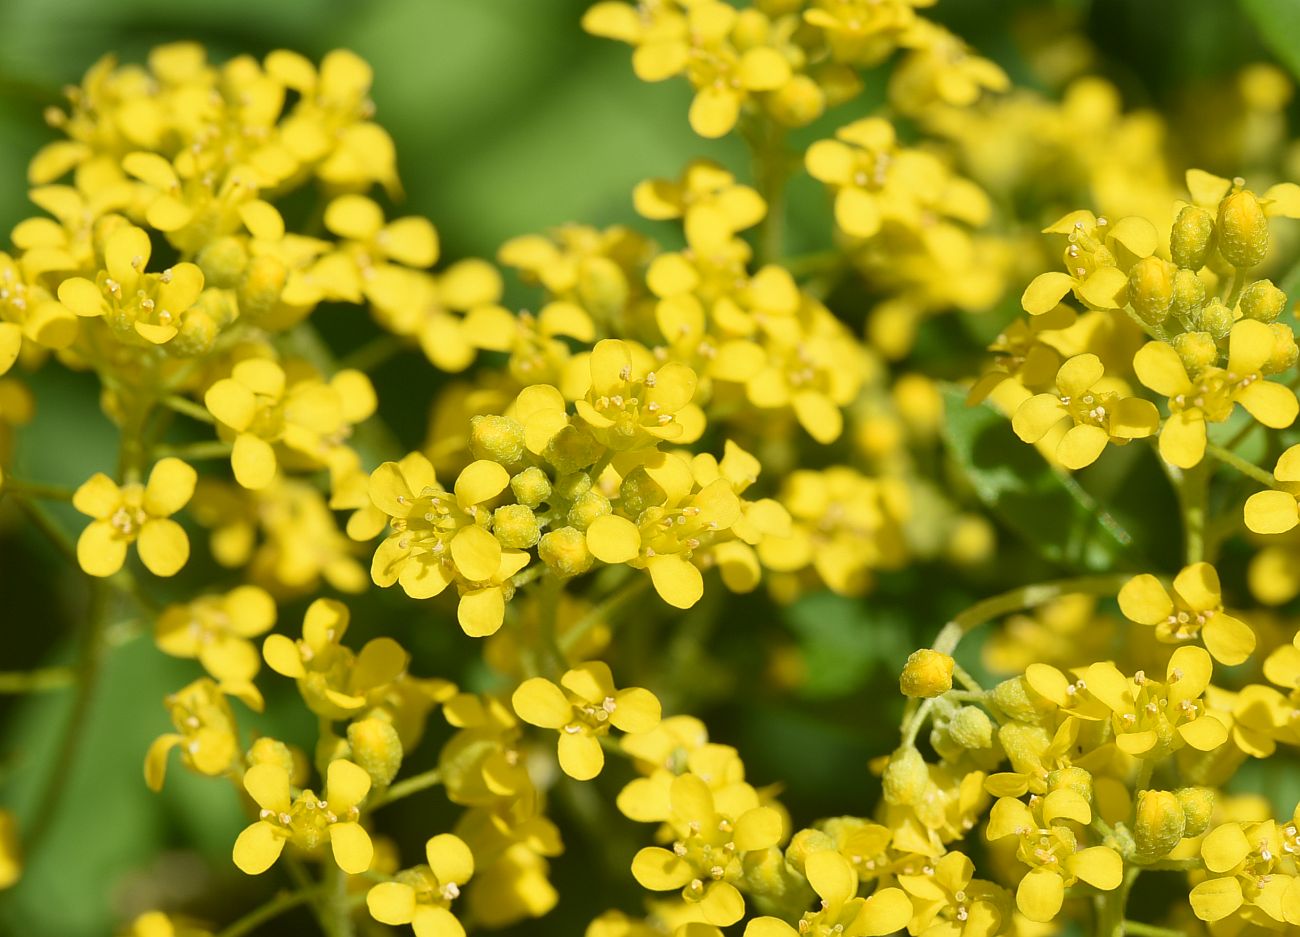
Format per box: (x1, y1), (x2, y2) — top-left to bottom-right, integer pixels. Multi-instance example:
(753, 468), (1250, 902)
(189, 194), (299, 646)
(0, 0), (1297, 935)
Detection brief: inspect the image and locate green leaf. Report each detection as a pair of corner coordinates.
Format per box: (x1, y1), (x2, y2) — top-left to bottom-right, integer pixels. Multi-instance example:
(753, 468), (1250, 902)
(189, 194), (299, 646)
(783, 591), (908, 699)
(1240, 0), (1300, 80)
(940, 384), (1142, 572)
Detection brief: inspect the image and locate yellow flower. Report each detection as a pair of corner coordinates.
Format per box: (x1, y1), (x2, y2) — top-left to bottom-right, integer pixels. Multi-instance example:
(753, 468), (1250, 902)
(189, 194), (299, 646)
(233, 758), (374, 875)
(1244, 444), (1300, 534)
(744, 850), (912, 936)
(57, 223), (205, 345)
(1011, 354), (1158, 469)
(204, 358), (376, 489)
(1190, 818), (1300, 925)
(630, 772), (783, 925)
(575, 339), (701, 450)
(1134, 319), (1297, 468)
(985, 793), (1123, 922)
(145, 677), (256, 791)
(440, 693), (533, 807)
(633, 160), (765, 252)
(263, 598), (409, 720)
(154, 585), (277, 682)
(803, 0), (924, 65)
(367, 834), (474, 937)
(313, 194), (438, 307)
(117, 911), (212, 937)
(896, 850), (1011, 937)
(1020, 211), (1157, 315)
(1118, 563), (1256, 665)
(0, 252), (78, 375)
(73, 457), (196, 577)
(512, 661), (661, 780)
(368, 453), (530, 636)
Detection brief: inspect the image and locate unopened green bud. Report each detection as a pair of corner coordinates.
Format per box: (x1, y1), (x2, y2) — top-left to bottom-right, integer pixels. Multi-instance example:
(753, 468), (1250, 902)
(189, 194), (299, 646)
(1218, 190), (1270, 268)
(767, 74), (825, 127)
(992, 676), (1047, 723)
(492, 504), (540, 549)
(784, 828), (837, 870)
(618, 466), (667, 516)
(1171, 204), (1216, 269)
(1266, 323), (1299, 374)
(882, 746), (929, 806)
(171, 308), (219, 357)
(238, 254), (287, 322)
(1133, 789), (1186, 863)
(470, 415), (525, 466)
(1175, 787), (1216, 837)
(998, 722), (1052, 778)
(538, 526), (593, 577)
(1172, 268), (1208, 322)
(1240, 279), (1287, 322)
(1197, 299), (1235, 340)
(1128, 256), (1176, 325)
(899, 649), (954, 698)
(949, 706), (994, 749)
(247, 737), (297, 779)
(545, 425), (604, 475)
(347, 718), (404, 788)
(197, 235), (249, 288)
(553, 471), (592, 502)
(511, 467), (551, 507)
(1172, 331), (1219, 375)
(567, 489), (611, 531)
(1047, 766), (1093, 804)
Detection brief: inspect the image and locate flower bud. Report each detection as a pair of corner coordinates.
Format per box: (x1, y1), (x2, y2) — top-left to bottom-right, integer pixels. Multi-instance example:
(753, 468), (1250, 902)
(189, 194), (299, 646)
(1175, 787), (1216, 837)
(1218, 190), (1269, 268)
(545, 425), (604, 475)
(470, 415), (526, 467)
(238, 254), (287, 322)
(171, 308), (219, 357)
(1266, 322), (1299, 374)
(1196, 299), (1235, 340)
(882, 746), (929, 806)
(899, 648), (954, 698)
(1172, 331), (1219, 375)
(998, 722), (1052, 778)
(948, 706), (993, 749)
(196, 235), (249, 288)
(347, 718), (404, 788)
(767, 74), (825, 127)
(1171, 204), (1216, 269)
(567, 489), (611, 531)
(1133, 789), (1186, 863)
(511, 467), (552, 507)
(1128, 256), (1176, 326)
(1171, 268), (1207, 322)
(1047, 766), (1093, 804)
(539, 526), (593, 577)
(992, 676), (1046, 722)
(1240, 278), (1287, 322)
(619, 466), (666, 516)
(785, 828), (837, 868)
(492, 503), (540, 549)
(247, 737), (306, 786)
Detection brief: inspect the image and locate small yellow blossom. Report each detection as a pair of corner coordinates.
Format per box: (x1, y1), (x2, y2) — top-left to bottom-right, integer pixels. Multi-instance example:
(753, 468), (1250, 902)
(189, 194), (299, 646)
(1118, 563), (1256, 665)
(512, 661), (661, 780)
(73, 457), (196, 577)
(154, 585), (277, 682)
(367, 834), (474, 937)
(744, 849), (912, 936)
(233, 758), (374, 875)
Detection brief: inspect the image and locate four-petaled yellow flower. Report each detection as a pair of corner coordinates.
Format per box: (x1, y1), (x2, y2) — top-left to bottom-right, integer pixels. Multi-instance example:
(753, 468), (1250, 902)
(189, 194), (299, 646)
(74, 457), (196, 577)
(154, 585), (277, 682)
(367, 834), (474, 937)
(1012, 353), (1158, 469)
(233, 758), (374, 875)
(575, 339), (701, 450)
(1244, 444), (1300, 535)
(744, 849), (913, 937)
(512, 661), (660, 780)
(1118, 563), (1256, 665)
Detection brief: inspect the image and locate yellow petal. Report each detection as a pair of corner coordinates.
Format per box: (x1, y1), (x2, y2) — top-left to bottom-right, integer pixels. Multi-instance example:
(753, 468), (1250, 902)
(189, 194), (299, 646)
(57, 277), (107, 318)
(835, 187), (881, 239)
(327, 759), (372, 812)
(610, 687), (661, 734)
(1057, 423), (1108, 469)
(1069, 846), (1122, 890)
(700, 881), (744, 926)
(1236, 380), (1297, 429)
(449, 524), (501, 582)
(454, 460), (510, 507)
(689, 86), (740, 139)
(243, 762), (291, 812)
(586, 514), (641, 564)
(329, 821), (373, 874)
(77, 520), (128, 578)
(1134, 341), (1190, 397)
(137, 518), (189, 577)
(512, 677), (571, 729)
(733, 806), (783, 852)
(325, 194), (383, 240)
(1021, 271), (1073, 315)
(647, 554), (703, 609)
(1202, 823), (1251, 873)
(367, 882), (416, 925)
(631, 846), (693, 890)
(1013, 394), (1069, 443)
(1118, 574), (1173, 625)
(144, 457), (196, 517)
(426, 833), (474, 885)
(1159, 410), (1206, 469)
(232, 821), (285, 875)
(263, 634), (306, 678)
(852, 887), (914, 936)
(557, 731), (604, 780)
(1190, 876), (1244, 922)
(1015, 868), (1064, 923)
(73, 473), (121, 518)
(1245, 490), (1299, 534)
(805, 850), (855, 907)
(232, 434), (277, 489)
(457, 587), (505, 637)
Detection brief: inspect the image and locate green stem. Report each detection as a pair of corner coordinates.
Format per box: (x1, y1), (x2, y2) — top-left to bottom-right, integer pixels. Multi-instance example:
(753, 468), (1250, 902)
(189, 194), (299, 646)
(153, 440), (233, 461)
(215, 886), (325, 937)
(0, 666), (75, 694)
(1171, 460), (1209, 564)
(1122, 922), (1186, 937)
(749, 118), (790, 266)
(1096, 866), (1140, 937)
(326, 862), (356, 937)
(22, 580), (110, 858)
(558, 574), (651, 654)
(901, 698), (937, 748)
(160, 394), (215, 424)
(930, 575), (1134, 657)
(1205, 442), (1275, 489)
(951, 662), (985, 694)
(340, 333), (406, 373)
(368, 768), (442, 810)
(1, 478), (74, 500)
(1225, 267), (1248, 308)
